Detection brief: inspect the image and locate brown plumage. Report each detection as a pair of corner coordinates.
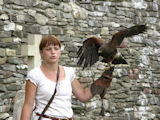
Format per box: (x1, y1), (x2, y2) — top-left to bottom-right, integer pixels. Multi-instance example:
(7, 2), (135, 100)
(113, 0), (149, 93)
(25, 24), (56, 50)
(91, 66), (114, 116)
(77, 25), (147, 69)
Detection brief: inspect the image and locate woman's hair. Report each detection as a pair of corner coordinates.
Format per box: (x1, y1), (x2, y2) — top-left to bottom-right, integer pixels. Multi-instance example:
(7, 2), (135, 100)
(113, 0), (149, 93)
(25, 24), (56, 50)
(39, 35), (61, 51)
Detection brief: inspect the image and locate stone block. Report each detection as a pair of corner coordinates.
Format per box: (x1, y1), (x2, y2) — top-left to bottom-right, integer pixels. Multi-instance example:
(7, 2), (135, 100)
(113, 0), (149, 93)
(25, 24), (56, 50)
(13, 73), (24, 78)
(0, 105), (11, 113)
(3, 71), (13, 79)
(13, 37), (22, 43)
(2, 77), (18, 84)
(1, 92), (17, 99)
(6, 84), (22, 91)
(0, 48), (5, 56)
(79, 77), (92, 83)
(1, 64), (16, 72)
(52, 27), (64, 35)
(113, 68), (128, 78)
(48, 0), (61, 5)
(23, 25), (40, 34)
(71, 3), (88, 19)
(86, 100), (102, 111)
(27, 9), (36, 16)
(40, 26), (52, 35)
(0, 70), (12, 81)
(0, 113), (10, 119)
(68, 52), (77, 57)
(12, 31), (25, 38)
(13, 0), (39, 6)
(7, 57), (24, 64)
(0, 0), (3, 5)
(0, 84), (7, 92)
(101, 27), (109, 35)
(16, 24), (23, 31)
(140, 55), (150, 65)
(65, 43), (78, 52)
(59, 3), (72, 13)
(3, 0), (14, 4)
(0, 38), (13, 43)
(16, 64), (28, 70)
(63, 13), (73, 19)
(0, 14), (9, 20)
(150, 96), (160, 105)
(4, 22), (16, 31)
(34, 13), (48, 25)
(0, 31), (11, 38)
(16, 14), (25, 23)
(6, 48), (16, 56)
(0, 57), (7, 64)
(131, 36), (143, 43)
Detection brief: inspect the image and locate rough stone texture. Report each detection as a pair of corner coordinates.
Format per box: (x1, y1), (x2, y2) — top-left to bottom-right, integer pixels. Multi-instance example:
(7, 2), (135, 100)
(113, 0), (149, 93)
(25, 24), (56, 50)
(13, 91), (25, 120)
(0, 48), (6, 56)
(0, 0), (159, 120)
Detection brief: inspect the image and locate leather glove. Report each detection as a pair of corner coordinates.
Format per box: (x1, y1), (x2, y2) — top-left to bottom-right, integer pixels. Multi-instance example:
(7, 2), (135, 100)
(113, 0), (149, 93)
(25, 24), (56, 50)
(91, 66), (114, 96)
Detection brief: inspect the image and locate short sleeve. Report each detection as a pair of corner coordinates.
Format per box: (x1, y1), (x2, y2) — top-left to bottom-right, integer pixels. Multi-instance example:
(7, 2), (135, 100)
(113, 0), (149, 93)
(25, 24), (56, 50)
(70, 67), (76, 82)
(26, 69), (38, 86)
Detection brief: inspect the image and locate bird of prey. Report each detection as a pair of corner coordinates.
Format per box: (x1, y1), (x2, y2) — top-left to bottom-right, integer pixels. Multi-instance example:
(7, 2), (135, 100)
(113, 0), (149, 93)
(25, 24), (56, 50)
(77, 25), (147, 69)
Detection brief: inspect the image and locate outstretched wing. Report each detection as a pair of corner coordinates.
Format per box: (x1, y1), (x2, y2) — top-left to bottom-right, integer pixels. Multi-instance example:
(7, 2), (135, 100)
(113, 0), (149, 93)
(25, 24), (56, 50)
(110, 25), (147, 47)
(77, 37), (103, 69)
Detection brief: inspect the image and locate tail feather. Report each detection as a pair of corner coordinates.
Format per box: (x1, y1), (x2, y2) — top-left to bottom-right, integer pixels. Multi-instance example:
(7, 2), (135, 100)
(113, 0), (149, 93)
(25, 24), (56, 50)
(112, 53), (127, 64)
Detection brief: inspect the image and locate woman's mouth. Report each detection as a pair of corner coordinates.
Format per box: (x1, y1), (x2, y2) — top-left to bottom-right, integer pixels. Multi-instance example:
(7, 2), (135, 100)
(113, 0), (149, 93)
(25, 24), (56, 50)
(50, 56), (56, 59)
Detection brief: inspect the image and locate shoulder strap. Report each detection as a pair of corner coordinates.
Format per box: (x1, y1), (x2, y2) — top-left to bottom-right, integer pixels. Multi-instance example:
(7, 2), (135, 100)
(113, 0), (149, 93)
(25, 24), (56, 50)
(38, 66), (60, 120)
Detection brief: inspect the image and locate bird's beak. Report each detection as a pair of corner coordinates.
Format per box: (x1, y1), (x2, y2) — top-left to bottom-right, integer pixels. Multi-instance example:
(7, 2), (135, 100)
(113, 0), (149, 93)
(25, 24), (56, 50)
(98, 50), (102, 53)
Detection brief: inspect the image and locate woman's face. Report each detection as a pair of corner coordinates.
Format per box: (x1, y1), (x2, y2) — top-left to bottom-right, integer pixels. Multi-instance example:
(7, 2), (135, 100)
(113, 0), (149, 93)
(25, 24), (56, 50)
(40, 44), (61, 64)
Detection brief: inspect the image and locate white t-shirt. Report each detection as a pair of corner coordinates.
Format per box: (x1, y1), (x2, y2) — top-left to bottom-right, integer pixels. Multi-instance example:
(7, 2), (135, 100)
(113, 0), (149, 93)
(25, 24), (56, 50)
(26, 66), (75, 119)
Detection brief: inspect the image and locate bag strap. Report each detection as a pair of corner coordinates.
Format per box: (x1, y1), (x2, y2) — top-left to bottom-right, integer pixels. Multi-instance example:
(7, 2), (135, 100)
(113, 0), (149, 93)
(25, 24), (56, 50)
(38, 66), (60, 120)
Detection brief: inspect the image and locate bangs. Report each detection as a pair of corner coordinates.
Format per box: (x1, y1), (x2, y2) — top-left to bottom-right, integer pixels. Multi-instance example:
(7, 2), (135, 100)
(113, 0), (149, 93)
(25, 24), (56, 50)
(39, 35), (61, 51)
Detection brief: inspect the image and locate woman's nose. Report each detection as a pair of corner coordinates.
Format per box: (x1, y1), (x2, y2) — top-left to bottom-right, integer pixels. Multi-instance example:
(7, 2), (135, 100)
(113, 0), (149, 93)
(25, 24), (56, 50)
(51, 48), (55, 53)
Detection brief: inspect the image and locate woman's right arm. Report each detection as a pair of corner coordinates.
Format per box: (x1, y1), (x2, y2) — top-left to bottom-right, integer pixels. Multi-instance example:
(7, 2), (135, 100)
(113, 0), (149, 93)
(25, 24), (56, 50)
(21, 80), (37, 120)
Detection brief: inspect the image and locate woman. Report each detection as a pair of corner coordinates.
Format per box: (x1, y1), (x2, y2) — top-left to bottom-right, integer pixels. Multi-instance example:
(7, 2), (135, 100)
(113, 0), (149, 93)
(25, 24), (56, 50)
(21, 35), (113, 120)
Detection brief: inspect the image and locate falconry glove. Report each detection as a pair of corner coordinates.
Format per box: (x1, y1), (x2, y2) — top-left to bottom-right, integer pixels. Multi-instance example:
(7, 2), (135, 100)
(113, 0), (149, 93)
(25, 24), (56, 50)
(91, 66), (114, 96)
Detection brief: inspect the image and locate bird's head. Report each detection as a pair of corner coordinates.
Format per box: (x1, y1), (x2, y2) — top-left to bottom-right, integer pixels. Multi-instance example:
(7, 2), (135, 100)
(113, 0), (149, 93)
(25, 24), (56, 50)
(98, 44), (106, 54)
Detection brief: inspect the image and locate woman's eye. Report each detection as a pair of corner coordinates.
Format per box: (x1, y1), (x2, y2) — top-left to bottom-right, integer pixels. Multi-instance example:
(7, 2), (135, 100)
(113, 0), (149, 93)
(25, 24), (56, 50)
(46, 48), (51, 51)
(54, 47), (60, 50)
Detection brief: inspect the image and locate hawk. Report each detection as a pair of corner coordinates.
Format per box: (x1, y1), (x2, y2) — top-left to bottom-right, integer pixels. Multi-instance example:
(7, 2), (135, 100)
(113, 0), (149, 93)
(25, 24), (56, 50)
(77, 25), (147, 69)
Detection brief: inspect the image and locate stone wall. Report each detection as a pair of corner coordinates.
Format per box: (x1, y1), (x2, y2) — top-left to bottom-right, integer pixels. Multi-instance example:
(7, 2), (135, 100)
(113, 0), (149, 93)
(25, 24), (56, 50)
(0, 0), (160, 120)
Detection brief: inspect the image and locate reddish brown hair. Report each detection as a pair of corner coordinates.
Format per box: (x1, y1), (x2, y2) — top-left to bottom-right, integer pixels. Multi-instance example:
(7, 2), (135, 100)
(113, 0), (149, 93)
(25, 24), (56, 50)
(39, 35), (61, 51)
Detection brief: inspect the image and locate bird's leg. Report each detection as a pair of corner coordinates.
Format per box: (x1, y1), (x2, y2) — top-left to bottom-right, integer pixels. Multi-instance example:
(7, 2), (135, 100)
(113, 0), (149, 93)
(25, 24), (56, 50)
(100, 89), (105, 116)
(100, 98), (105, 116)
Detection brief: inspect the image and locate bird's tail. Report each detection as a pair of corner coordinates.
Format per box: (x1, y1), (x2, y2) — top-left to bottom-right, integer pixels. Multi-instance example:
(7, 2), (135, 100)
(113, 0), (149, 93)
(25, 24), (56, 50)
(112, 52), (127, 64)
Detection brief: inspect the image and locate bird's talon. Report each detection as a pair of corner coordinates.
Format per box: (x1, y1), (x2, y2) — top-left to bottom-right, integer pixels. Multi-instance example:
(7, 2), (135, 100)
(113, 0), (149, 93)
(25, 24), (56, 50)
(105, 66), (110, 70)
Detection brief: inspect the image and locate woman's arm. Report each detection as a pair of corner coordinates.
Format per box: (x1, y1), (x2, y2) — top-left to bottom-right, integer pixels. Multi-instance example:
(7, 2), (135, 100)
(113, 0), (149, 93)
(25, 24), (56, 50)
(72, 79), (93, 103)
(21, 80), (37, 120)
(72, 67), (114, 103)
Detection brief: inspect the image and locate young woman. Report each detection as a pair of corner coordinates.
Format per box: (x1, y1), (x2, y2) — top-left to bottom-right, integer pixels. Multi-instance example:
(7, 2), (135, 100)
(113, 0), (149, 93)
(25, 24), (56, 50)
(20, 35), (113, 120)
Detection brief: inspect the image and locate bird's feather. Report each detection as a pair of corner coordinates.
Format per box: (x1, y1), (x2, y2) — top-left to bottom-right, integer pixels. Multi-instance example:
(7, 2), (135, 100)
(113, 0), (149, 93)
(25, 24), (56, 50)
(77, 37), (103, 69)
(110, 25), (147, 47)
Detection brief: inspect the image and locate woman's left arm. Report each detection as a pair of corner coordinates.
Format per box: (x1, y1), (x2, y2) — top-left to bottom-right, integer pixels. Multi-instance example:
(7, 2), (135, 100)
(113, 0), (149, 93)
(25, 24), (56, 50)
(72, 78), (93, 103)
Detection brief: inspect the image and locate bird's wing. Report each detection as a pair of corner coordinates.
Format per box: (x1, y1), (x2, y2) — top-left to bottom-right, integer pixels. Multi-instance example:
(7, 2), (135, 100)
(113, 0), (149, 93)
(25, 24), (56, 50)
(109, 25), (147, 47)
(77, 37), (103, 69)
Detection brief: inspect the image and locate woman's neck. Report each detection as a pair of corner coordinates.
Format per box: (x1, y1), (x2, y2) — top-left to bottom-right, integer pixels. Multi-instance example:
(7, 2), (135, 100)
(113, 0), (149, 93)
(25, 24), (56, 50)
(41, 62), (59, 72)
